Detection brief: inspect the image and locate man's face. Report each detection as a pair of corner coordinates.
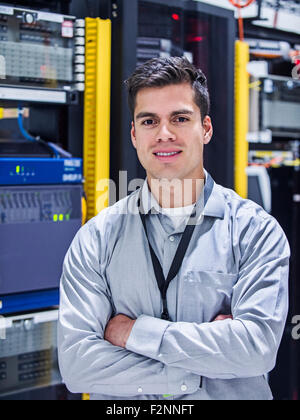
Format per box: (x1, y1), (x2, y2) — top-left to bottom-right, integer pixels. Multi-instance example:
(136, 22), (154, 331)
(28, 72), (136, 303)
(131, 82), (213, 183)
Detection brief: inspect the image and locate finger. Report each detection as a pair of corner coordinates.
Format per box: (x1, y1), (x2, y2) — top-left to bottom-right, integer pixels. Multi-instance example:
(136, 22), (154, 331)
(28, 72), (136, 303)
(213, 314), (233, 321)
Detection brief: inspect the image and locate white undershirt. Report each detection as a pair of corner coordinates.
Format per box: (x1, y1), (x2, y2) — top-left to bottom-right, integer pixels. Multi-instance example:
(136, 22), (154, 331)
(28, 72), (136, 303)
(153, 175), (206, 231)
(160, 204), (195, 230)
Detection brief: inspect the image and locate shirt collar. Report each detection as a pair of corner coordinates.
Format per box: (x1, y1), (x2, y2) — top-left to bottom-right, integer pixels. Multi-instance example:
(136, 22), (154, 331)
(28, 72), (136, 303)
(202, 171), (225, 219)
(139, 170), (225, 220)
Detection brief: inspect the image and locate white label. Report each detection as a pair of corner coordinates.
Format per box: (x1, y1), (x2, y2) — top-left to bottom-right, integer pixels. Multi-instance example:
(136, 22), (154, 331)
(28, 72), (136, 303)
(0, 6), (13, 15)
(75, 37), (85, 46)
(75, 19), (85, 28)
(62, 21), (74, 38)
(75, 55), (85, 64)
(0, 315), (6, 340)
(75, 46), (85, 55)
(38, 11), (64, 23)
(264, 79), (274, 93)
(0, 55), (6, 79)
(64, 159), (81, 168)
(63, 174), (82, 182)
(0, 87), (66, 103)
(75, 73), (85, 82)
(75, 64), (85, 73)
(247, 130), (272, 144)
(75, 28), (85, 37)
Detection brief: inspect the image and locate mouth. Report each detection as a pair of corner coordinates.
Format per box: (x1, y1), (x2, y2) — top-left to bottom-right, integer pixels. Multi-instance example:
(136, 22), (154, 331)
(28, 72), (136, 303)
(153, 151), (182, 162)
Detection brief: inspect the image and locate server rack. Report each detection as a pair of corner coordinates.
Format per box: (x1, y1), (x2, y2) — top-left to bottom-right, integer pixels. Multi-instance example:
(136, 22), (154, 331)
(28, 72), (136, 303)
(267, 154), (300, 400)
(244, 21), (300, 398)
(109, 0), (235, 198)
(0, 0), (85, 398)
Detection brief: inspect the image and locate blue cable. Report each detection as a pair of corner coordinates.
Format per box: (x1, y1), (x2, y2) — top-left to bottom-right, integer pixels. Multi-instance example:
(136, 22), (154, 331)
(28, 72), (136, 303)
(17, 107), (36, 142)
(17, 106), (60, 158)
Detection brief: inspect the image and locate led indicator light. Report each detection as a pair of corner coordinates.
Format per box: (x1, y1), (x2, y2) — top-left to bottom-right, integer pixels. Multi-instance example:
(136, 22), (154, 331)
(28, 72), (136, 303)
(59, 214), (64, 221)
(53, 214), (58, 222)
(16, 166), (20, 174)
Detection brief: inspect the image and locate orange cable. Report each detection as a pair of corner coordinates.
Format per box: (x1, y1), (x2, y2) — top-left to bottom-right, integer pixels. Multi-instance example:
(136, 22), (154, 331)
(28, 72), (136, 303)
(238, 2), (244, 41)
(228, 0), (256, 41)
(229, 0), (256, 8)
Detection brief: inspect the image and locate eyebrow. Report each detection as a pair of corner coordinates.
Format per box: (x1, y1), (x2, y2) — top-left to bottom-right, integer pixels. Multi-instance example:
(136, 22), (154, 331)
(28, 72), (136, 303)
(135, 109), (194, 120)
(135, 112), (157, 120)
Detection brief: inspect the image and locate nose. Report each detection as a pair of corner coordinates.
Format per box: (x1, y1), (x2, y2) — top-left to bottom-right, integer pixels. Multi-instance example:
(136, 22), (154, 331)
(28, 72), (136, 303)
(156, 123), (176, 142)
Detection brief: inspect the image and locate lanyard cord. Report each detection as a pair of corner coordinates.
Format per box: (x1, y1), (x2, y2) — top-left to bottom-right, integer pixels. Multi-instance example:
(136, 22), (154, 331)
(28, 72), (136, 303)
(138, 196), (197, 321)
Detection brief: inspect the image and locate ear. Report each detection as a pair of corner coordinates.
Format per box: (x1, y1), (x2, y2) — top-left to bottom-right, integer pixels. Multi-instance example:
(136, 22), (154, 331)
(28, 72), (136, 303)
(203, 116), (213, 145)
(131, 121), (137, 149)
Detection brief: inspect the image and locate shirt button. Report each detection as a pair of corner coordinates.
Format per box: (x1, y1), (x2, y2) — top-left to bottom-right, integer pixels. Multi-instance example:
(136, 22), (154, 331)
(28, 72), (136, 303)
(181, 384), (187, 392)
(169, 236), (175, 242)
(138, 387), (143, 393)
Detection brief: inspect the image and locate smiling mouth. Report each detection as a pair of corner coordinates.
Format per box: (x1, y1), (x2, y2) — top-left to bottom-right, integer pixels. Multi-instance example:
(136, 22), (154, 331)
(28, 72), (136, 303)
(154, 151), (182, 157)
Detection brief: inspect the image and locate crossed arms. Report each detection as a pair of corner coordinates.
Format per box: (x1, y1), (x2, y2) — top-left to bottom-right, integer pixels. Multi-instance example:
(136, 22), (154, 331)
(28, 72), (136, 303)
(104, 313), (232, 348)
(58, 217), (290, 395)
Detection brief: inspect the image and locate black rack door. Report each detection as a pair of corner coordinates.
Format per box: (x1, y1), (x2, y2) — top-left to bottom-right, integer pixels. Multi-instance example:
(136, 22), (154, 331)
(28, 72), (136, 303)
(110, 0), (235, 198)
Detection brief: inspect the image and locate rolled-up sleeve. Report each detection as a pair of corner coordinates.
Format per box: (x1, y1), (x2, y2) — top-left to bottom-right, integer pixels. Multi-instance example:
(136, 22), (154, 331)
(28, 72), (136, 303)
(58, 218), (170, 396)
(126, 215), (290, 379)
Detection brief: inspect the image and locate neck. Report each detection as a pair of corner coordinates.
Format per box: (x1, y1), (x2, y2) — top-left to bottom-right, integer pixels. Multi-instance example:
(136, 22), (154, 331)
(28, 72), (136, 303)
(147, 174), (205, 208)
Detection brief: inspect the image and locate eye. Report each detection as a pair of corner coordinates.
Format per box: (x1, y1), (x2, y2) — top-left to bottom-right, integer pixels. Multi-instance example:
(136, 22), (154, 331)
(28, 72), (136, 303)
(174, 116), (189, 123)
(142, 119), (156, 126)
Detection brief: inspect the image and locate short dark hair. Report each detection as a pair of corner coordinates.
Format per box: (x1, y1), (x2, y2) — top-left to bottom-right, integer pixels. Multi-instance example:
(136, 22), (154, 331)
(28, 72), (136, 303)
(124, 57), (210, 122)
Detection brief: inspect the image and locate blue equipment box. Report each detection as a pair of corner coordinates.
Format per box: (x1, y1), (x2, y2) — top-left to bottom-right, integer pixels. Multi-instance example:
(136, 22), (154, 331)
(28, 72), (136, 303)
(0, 290), (59, 315)
(0, 182), (83, 315)
(0, 158), (83, 185)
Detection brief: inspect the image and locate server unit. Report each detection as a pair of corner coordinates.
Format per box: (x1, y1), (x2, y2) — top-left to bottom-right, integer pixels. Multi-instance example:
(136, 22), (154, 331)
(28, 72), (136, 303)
(249, 75), (300, 142)
(0, 162), (83, 315)
(0, 310), (61, 397)
(0, 1), (85, 399)
(268, 162), (300, 400)
(0, 180), (82, 314)
(0, 4), (85, 104)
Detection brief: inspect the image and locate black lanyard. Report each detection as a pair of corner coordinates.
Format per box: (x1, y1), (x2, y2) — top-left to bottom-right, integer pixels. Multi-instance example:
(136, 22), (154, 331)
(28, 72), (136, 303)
(138, 195), (197, 321)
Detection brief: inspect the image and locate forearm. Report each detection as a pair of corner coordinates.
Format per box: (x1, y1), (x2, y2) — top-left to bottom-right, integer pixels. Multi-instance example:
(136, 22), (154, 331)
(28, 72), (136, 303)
(58, 323), (171, 395)
(126, 314), (281, 379)
(58, 276), (171, 395)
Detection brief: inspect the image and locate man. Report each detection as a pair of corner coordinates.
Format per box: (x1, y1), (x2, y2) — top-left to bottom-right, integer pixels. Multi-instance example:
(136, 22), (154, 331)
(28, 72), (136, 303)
(58, 57), (290, 400)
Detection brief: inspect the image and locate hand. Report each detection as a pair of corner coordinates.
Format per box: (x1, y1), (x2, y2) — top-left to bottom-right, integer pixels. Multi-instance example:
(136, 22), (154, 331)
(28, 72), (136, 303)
(104, 314), (136, 348)
(213, 314), (233, 322)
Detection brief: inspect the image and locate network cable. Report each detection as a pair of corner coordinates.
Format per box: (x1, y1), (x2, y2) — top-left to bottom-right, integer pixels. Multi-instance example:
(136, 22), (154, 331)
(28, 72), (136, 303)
(17, 106), (60, 158)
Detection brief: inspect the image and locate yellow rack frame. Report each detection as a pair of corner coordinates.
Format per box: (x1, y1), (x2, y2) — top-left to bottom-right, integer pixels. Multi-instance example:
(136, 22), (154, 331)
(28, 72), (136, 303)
(234, 40), (250, 199)
(84, 18), (111, 220)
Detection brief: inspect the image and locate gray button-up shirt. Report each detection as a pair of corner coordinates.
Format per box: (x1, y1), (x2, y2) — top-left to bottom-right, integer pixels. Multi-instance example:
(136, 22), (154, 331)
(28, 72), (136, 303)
(58, 172), (290, 400)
